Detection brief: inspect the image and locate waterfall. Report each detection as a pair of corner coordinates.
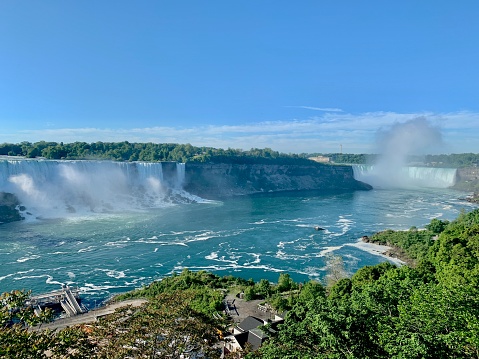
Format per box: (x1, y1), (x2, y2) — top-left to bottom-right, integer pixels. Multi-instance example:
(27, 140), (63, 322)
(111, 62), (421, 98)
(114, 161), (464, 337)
(0, 159), (192, 219)
(175, 163), (185, 188)
(352, 165), (457, 189)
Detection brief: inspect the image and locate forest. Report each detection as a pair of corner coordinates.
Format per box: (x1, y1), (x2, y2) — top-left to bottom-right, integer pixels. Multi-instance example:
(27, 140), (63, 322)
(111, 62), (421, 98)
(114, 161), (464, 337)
(0, 141), (311, 165)
(1, 208), (478, 358)
(1, 141), (479, 167)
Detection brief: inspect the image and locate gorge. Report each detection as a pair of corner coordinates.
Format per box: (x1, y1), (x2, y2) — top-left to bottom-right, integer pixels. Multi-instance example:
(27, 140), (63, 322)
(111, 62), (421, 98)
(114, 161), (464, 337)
(0, 157), (474, 305)
(0, 159), (371, 223)
(1, 158), (476, 225)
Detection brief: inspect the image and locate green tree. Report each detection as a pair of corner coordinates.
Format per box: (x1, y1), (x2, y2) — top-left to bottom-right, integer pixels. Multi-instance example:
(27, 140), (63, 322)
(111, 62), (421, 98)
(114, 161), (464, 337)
(256, 279), (272, 298)
(277, 273), (294, 293)
(0, 290), (53, 327)
(425, 218), (449, 234)
(244, 286), (256, 301)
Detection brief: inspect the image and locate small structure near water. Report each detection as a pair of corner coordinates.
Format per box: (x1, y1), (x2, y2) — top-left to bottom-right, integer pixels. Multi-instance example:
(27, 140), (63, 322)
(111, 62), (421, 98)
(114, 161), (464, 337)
(27, 285), (87, 317)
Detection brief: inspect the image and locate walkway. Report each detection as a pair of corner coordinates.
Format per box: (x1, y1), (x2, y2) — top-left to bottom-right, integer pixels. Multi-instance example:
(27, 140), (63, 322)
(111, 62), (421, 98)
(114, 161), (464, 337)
(33, 299), (148, 331)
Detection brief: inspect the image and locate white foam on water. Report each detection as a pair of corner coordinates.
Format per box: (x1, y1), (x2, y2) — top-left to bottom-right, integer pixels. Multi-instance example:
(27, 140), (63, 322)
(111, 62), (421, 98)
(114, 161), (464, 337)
(45, 275), (64, 286)
(105, 240), (130, 248)
(204, 252), (238, 265)
(174, 263), (285, 274)
(0, 274), (13, 282)
(205, 252), (218, 260)
(124, 277), (147, 286)
(16, 254), (41, 263)
(318, 246), (344, 256)
(244, 253), (261, 265)
(277, 238), (301, 249)
(12, 274), (64, 286)
(274, 250), (316, 261)
(81, 283), (126, 292)
(297, 267), (323, 278)
(105, 270), (126, 279)
(78, 246), (96, 253)
(135, 238), (169, 245)
(426, 213), (444, 220)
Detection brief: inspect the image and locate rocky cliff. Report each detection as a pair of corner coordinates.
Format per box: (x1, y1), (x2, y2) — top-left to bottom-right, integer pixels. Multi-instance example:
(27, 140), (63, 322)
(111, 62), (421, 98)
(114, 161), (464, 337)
(0, 192), (24, 224)
(184, 163), (372, 198)
(452, 167), (479, 191)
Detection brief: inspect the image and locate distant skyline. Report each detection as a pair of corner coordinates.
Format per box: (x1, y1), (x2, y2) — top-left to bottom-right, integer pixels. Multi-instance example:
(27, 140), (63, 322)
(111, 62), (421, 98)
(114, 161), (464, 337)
(1, 1), (478, 154)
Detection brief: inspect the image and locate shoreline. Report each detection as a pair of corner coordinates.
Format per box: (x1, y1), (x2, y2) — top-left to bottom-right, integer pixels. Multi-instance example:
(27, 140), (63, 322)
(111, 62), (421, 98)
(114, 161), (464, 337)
(464, 192), (479, 204)
(358, 236), (413, 266)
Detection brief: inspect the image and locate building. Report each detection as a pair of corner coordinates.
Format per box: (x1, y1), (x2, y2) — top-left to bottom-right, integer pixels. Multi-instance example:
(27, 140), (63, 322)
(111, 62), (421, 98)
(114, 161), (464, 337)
(223, 314), (284, 357)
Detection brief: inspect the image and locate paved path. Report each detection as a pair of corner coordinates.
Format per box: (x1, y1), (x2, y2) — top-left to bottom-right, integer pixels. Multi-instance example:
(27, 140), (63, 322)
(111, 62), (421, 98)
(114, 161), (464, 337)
(224, 294), (273, 324)
(33, 299), (148, 331)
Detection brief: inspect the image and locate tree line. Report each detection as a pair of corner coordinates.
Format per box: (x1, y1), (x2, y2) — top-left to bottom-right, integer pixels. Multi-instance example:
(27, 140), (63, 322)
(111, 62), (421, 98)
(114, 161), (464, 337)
(313, 152), (479, 167)
(0, 141), (314, 165)
(2, 141), (478, 167)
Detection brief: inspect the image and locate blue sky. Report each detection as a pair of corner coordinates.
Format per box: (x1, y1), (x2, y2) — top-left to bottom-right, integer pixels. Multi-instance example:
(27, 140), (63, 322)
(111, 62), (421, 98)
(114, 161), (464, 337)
(1, 1), (478, 154)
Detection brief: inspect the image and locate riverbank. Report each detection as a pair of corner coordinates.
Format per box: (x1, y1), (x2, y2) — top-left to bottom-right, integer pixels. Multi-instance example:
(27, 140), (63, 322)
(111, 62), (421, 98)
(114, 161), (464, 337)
(360, 235), (412, 266)
(464, 192), (479, 204)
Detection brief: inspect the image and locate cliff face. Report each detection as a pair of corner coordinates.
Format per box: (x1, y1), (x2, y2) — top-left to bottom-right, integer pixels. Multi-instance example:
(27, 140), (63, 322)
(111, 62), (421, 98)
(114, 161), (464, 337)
(0, 162), (372, 224)
(453, 167), (479, 191)
(184, 163), (372, 198)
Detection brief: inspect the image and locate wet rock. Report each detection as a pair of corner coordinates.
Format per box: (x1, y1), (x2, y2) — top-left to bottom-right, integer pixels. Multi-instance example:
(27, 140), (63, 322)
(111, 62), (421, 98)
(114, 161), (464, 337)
(0, 192), (24, 224)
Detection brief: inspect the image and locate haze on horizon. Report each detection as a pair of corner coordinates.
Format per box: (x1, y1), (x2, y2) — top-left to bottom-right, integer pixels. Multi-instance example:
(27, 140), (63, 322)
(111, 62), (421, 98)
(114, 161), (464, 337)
(1, 1), (478, 154)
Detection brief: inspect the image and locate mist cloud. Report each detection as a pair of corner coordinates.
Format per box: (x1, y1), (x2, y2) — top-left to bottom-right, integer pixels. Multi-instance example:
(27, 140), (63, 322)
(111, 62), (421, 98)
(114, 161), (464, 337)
(375, 117), (444, 167)
(361, 117), (447, 188)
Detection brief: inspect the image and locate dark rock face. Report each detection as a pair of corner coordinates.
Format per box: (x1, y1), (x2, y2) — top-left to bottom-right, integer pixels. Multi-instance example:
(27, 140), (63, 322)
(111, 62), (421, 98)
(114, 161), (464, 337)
(0, 192), (24, 224)
(184, 163), (372, 199)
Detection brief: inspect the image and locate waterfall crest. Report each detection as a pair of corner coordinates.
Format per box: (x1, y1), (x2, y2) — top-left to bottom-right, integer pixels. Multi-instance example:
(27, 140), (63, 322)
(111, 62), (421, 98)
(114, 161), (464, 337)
(352, 165), (457, 188)
(0, 159), (194, 219)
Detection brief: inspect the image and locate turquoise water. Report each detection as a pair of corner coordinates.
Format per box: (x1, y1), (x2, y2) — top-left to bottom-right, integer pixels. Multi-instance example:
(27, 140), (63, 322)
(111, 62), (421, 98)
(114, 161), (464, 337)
(0, 187), (476, 307)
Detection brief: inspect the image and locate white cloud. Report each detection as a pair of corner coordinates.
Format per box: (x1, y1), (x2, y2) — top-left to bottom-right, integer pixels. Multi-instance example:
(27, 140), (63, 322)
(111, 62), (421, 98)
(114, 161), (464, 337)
(1, 111), (478, 154)
(286, 106), (344, 112)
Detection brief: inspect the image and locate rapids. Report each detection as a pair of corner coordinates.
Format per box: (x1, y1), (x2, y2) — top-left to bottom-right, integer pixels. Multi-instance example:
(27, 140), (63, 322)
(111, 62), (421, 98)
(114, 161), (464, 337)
(0, 159), (476, 308)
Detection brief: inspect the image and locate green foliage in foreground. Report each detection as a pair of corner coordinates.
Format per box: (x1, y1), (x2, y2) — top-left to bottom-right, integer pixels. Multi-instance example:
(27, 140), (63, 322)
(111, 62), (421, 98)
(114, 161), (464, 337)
(115, 269), (252, 316)
(0, 290), (53, 327)
(1, 291), (222, 358)
(251, 209), (479, 359)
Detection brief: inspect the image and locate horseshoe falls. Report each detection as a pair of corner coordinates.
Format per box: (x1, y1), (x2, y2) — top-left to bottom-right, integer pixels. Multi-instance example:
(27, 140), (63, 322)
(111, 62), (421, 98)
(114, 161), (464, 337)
(352, 165), (457, 189)
(0, 159), (475, 308)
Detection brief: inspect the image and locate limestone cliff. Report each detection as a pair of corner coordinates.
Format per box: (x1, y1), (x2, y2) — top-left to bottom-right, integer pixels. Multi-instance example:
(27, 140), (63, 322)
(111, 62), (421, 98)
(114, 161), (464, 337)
(184, 163), (372, 198)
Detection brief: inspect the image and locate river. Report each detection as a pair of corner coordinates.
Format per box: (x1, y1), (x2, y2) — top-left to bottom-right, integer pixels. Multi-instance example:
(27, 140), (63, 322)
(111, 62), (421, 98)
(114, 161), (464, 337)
(0, 183), (475, 308)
